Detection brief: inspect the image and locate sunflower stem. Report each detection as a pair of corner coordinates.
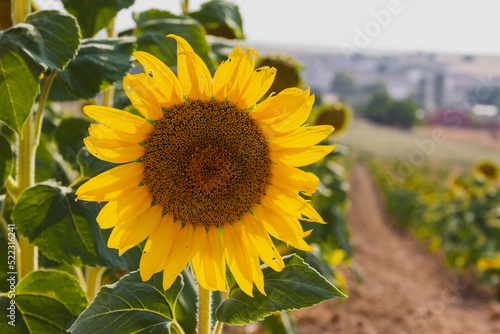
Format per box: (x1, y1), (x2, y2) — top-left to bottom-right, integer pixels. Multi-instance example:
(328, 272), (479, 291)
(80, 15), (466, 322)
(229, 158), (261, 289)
(181, 0), (189, 14)
(197, 284), (212, 334)
(102, 18), (115, 108)
(172, 321), (187, 334)
(212, 321), (223, 334)
(12, 0), (30, 24)
(4, 176), (20, 200)
(16, 71), (56, 279)
(17, 112), (38, 279)
(33, 71), (56, 146)
(85, 266), (106, 302)
(0, 199), (20, 271)
(73, 266), (87, 292)
(211, 289), (227, 334)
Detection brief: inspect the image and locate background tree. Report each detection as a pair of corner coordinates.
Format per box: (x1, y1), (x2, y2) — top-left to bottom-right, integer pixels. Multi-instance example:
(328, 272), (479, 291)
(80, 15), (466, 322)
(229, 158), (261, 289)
(361, 92), (417, 128)
(332, 71), (358, 98)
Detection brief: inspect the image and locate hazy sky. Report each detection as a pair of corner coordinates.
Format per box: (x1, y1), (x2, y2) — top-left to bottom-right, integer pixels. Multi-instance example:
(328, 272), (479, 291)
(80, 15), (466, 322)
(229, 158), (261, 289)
(116, 0), (499, 55)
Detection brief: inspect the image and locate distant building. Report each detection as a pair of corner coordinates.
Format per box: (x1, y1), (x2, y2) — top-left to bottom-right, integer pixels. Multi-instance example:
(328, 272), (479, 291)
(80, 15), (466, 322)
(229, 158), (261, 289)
(427, 108), (471, 127)
(472, 104), (500, 131)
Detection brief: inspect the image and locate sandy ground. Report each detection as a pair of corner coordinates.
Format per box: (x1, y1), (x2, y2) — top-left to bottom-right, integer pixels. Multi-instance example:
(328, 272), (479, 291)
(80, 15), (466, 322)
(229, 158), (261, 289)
(294, 164), (500, 334)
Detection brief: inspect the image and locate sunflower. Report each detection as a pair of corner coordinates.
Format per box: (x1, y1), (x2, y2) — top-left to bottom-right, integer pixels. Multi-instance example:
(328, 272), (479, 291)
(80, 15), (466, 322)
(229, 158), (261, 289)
(256, 54), (302, 96)
(76, 35), (335, 297)
(310, 101), (352, 136)
(474, 160), (499, 181)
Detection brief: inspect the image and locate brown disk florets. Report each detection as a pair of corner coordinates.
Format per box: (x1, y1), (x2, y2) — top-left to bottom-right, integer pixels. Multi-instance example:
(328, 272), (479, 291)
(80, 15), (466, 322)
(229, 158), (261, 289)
(142, 99), (272, 227)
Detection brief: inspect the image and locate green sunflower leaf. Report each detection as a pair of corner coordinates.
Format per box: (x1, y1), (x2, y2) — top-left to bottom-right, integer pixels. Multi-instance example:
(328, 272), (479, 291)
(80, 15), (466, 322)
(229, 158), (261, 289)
(49, 37), (136, 101)
(216, 254), (346, 325)
(133, 9), (216, 68)
(35, 132), (72, 185)
(54, 118), (91, 167)
(0, 10), (81, 72)
(11, 185), (141, 270)
(69, 271), (183, 334)
(0, 49), (40, 134)
(260, 312), (297, 334)
(0, 10), (80, 134)
(77, 147), (117, 179)
(0, 134), (13, 189)
(63, 0), (135, 38)
(0, 270), (87, 334)
(206, 35), (241, 64)
(189, 0), (244, 40)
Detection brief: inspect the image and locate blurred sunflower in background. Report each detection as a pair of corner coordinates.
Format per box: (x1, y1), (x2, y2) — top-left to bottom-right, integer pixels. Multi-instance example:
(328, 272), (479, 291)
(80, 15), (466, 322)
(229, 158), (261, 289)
(474, 160), (499, 181)
(76, 35), (335, 296)
(309, 101), (352, 137)
(256, 54), (303, 97)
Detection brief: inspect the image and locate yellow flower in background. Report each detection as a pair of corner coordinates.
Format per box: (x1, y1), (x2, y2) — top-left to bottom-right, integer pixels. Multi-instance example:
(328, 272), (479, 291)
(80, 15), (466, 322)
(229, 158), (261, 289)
(311, 102), (352, 137)
(76, 35), (335, 296)
(474, 160), (499, 181)
(477, 257), (500, 271)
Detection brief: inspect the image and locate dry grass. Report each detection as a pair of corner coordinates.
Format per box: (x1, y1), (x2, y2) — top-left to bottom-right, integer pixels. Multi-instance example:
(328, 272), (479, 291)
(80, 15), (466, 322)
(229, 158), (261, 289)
(335, 119), (500, 167)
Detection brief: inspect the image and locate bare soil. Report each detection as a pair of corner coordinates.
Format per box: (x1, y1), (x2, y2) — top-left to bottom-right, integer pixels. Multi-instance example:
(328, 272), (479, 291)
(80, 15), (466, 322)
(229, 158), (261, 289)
(294, 164), (500, 334)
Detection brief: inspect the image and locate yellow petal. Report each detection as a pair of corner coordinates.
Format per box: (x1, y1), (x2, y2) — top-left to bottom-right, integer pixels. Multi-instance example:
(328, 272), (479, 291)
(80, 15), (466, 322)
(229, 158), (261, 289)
(88, 124), (142, 144)
(223, 223), (254, 297)
(191, 227), (210, 289)
(271, 164), (319, 196)
(254, 205), (314, 252)
(240, 229), (265, 296)
(207, 227), (226, 291)
(213, 46), (243, 100)
(97, 186), (151, 229)
(244, 213), (284, 272)
(118, 204), (163, 255)
(162, 224), (195, 291)
(260, 195), (307, 238)
(76, 163), (144, 201)
(271, 145), (335, 167)
(123, 74), (163, 120)
(294, 195), (325, 223)
(133, 51), (183, 107)
(156, 220), (184, 270)
(251, 87), (310, 121)
(84, 137), (144, 164)
(168, 34), (212, 101)
(191, 227), (226, 291)
(238, 66), (276, 109)
(261, 186), (303, 223)
(227, 48), (259, 104)
(107, 219), (131, 249)
(257, 90), (315, 137)
(83, 105), (153, 140)
(213, 46), (258, 101)
(270, 125), (334, 149)
(264, 185), (325, 224)
(140, 213), (181, 281)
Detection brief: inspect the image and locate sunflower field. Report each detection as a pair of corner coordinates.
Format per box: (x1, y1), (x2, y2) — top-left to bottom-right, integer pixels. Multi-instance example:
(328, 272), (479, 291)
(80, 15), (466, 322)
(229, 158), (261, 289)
(0, 1), (353, 333)
(370, 158), (500, 298)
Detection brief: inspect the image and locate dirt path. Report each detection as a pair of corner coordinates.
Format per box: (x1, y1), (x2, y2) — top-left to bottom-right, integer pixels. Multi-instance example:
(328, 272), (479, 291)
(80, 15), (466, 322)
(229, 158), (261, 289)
(295, 163), (500, 334)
